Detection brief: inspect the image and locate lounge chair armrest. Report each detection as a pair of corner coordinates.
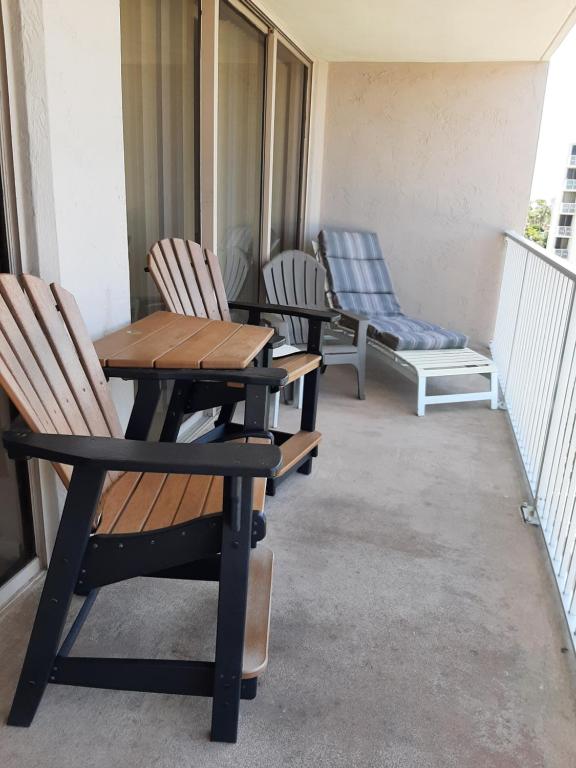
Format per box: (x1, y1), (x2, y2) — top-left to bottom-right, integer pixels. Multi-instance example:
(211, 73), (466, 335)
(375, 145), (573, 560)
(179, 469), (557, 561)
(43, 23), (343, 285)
(102, 366), (288, 387)
(229, 300), (338, 323)
(3, 431), (282, 477)
(338, 309), (369, 326)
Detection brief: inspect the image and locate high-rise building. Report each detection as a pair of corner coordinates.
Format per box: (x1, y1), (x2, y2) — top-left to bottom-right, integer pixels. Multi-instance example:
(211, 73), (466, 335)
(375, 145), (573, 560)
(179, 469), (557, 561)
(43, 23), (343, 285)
(548, 143), (576, 259)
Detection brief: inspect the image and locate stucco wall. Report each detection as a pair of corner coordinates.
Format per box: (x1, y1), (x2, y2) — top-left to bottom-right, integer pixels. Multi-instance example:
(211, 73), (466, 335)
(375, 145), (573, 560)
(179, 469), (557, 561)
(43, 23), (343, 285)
(319, 62), (548, 345)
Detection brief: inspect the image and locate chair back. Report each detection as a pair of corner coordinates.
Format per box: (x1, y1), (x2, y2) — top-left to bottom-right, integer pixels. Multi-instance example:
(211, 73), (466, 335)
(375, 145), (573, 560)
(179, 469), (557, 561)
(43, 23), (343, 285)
(317, 229), (401, 317)
(0, 275), (123, 486)
(147, 238), (230, 321)
(263, 250), (325, 346)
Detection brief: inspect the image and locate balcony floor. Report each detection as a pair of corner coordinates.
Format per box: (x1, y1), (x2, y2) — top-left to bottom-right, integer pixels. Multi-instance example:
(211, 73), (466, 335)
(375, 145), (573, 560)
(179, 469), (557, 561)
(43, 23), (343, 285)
(1, 347), (576, 767)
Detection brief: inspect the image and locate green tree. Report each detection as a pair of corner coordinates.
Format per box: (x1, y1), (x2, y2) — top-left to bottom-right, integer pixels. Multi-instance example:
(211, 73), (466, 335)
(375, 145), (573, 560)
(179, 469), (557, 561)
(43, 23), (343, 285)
(525, 199), (551, 248)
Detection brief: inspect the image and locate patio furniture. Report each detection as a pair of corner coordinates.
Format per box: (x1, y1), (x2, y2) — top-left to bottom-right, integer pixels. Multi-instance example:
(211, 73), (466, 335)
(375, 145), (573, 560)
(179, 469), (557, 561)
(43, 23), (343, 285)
(147, 238), (336, 494)
(0, 274), (282, 743)
(318, 228), (498, 415)
(263, 249), (367, 400)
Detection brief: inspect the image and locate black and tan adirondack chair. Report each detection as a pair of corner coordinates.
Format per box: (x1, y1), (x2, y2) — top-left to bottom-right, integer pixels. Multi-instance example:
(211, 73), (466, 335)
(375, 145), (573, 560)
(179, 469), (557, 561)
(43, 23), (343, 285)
(0, 273), (281, 743)
(147, 238), (336, 494)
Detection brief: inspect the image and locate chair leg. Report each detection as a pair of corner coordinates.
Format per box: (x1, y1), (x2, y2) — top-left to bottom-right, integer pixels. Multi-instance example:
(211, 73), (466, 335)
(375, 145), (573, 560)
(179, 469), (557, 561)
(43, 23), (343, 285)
(269, 391), (280, 429)
(490, 372), (498, 410)
(417, 376), (426, 416)
(355, 360), (366, 400)
(8, 467), (105, 726)
(211, 477), (253, 743)
(295, 378), (304, 410)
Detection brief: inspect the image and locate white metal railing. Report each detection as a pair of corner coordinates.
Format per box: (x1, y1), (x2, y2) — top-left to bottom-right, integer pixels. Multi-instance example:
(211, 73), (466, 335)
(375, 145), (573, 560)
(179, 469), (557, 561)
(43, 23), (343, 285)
(558, 226), (573, 236)
(562, 203), (576, 213)
(493, 232), (576, 640)
(566, 179), (576, 190)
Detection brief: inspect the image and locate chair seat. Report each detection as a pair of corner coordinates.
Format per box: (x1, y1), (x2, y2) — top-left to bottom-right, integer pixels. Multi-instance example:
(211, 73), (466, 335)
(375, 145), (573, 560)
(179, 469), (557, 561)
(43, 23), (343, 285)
(272, 352), (321, 384)
(367, 313), (468, 351)
(96, 471), (266, 535)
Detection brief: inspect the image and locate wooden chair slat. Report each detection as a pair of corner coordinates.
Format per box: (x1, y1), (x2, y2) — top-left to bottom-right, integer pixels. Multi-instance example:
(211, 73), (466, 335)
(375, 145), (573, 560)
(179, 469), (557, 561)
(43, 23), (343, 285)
(272, 352), (321, 384)
(0, 277), (90, 435)
(96, 471), (142, 534)
(172, 239), (208, 317)
(103, 315), (211, 369)
(111, 473), (167, 534)
(154, 321), (243, 369)
(201, 324), (273, 369)
(149, 243), (185, 315)
(148, 257), (177, 313)
(187, 241), (221, 319)
(173, 475), (214, 524)
(22, 276), (111, 437)
(94, 311), (176, 365)
(205, 248), (231, 321)
(158, 240), (195, 315)
(51, 283), (124, 439)
(143, 474), (190, 531)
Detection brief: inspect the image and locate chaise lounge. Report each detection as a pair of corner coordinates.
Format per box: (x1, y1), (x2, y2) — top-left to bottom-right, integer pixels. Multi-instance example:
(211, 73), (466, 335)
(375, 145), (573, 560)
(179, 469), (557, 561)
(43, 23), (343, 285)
(318, 228), (498, 415)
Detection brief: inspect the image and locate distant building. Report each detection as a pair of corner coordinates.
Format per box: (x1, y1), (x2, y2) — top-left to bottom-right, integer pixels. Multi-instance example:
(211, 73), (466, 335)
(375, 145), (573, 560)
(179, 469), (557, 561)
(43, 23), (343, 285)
(549, 143), (576, 260)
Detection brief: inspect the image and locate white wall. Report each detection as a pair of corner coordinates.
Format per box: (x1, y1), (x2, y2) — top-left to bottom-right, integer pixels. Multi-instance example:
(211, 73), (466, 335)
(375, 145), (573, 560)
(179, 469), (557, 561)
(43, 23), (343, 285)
(318, 62), (548, 345)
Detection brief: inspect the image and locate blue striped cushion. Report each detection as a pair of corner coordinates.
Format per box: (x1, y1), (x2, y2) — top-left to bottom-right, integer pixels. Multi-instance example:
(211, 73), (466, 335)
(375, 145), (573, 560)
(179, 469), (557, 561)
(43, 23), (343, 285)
(318, 229), (401, 314)
(368, 314), (468, 351)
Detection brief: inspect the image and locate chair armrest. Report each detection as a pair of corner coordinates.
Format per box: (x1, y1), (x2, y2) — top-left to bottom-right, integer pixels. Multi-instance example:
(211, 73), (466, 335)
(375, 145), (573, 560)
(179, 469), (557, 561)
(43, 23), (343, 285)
(229, 300), (338, 323)
(102, 366), (288, 387)
(3, 431), (282, 477)
(336, 310), (369, 349)
(338, 309), (369, 326)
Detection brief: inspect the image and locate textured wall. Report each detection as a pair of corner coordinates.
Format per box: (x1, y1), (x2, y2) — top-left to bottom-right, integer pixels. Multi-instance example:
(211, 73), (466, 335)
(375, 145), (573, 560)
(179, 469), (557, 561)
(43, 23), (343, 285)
(320, 62), (548, 345)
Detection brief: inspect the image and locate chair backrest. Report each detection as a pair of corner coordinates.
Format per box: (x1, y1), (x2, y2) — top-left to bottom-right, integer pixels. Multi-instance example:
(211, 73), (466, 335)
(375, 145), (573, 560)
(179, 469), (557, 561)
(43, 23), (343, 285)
(0, 274), (123, 487)
(317, 229), (401, 317)
(221, 246), (249, 301)
(263, 250), (326, 346)
(147, 238), (230, 321)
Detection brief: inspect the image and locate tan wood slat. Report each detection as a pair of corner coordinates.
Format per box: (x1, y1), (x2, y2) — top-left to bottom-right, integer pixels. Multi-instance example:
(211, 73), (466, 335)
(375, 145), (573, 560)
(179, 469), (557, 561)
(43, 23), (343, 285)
(0, 275), (91, 436)
(172, 475), (214, 524)
(188, 241), (221, 319)
(0, 322), (58, 435)
(201, 324), (273, 369)
(158, 239), (195, 315)
(143, 474), (190, 531)
(242, 546), (274, 679)
(154, 320), (243, 369)
(51, 283), (124, 439)
(149, 243), (186, 315)
(276, 430), (322, 477)
(173, 239), (208, 317)
(203, 475), (225, 516)
(94, 311), (176, 365)
(22, 276), (111, 437)
(148, 257), (177, 314)
(272, 353), (321, 384)
(104, 315), (212, 368)
(111, 473), (168, 534)
(204, 248), (231, 321)
(96, 472), (142, 534)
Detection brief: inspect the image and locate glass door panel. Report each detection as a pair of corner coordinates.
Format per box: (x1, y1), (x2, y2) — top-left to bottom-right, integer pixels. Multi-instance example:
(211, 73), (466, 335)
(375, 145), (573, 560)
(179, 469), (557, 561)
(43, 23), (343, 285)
(120, 0), (200, 319)
(0, 180), (34, 588)
(271, 42), (307, 257)
(217, 2), (265, 300)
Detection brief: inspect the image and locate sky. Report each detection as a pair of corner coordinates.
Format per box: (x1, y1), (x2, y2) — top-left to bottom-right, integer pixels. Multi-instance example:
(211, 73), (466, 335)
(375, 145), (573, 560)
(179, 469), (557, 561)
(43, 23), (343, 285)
(531, 24), (576, 203)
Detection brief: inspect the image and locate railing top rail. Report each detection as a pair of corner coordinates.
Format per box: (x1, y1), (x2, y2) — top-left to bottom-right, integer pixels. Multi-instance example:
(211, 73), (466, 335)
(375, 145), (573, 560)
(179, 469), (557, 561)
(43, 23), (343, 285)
(505, 231), (576, 281)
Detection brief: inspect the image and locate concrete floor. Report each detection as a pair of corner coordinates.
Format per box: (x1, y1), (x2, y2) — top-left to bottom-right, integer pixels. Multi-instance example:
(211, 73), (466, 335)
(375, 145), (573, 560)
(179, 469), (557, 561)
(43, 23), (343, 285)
(1, 348), (576, 767)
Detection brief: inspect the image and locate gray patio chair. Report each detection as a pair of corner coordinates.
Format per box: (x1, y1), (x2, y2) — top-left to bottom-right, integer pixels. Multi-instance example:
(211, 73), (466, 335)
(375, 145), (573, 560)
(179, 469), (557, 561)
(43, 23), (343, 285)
(317, 229), (497, 416)
(263, 250), (367, 400)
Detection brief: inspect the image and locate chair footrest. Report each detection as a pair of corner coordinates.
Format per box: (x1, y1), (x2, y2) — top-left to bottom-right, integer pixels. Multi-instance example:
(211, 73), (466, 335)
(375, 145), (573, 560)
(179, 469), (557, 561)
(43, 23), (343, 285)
(242, 546), (274, 679)
(272, 353), (321, 384)
(276, 430), (322, 477)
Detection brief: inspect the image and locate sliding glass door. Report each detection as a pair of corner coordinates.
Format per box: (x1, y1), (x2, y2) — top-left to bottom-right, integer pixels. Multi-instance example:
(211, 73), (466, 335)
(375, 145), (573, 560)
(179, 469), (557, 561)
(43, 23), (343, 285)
(120, 0), (200, 319)
(217, 2), (265, 301)
(271, 42), (308, 257)
(120, 0), (310, 319)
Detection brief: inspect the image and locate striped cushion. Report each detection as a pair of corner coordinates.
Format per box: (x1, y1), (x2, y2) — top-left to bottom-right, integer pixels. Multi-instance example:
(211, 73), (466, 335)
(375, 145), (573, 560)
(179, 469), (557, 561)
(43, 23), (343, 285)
(318, 229), (401, 315)
(368, 314), (468, 351)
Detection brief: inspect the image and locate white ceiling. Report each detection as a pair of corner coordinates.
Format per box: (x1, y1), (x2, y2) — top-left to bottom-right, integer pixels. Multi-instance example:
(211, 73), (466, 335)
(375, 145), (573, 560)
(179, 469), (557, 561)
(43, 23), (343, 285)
(259, 0), (576, 62)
